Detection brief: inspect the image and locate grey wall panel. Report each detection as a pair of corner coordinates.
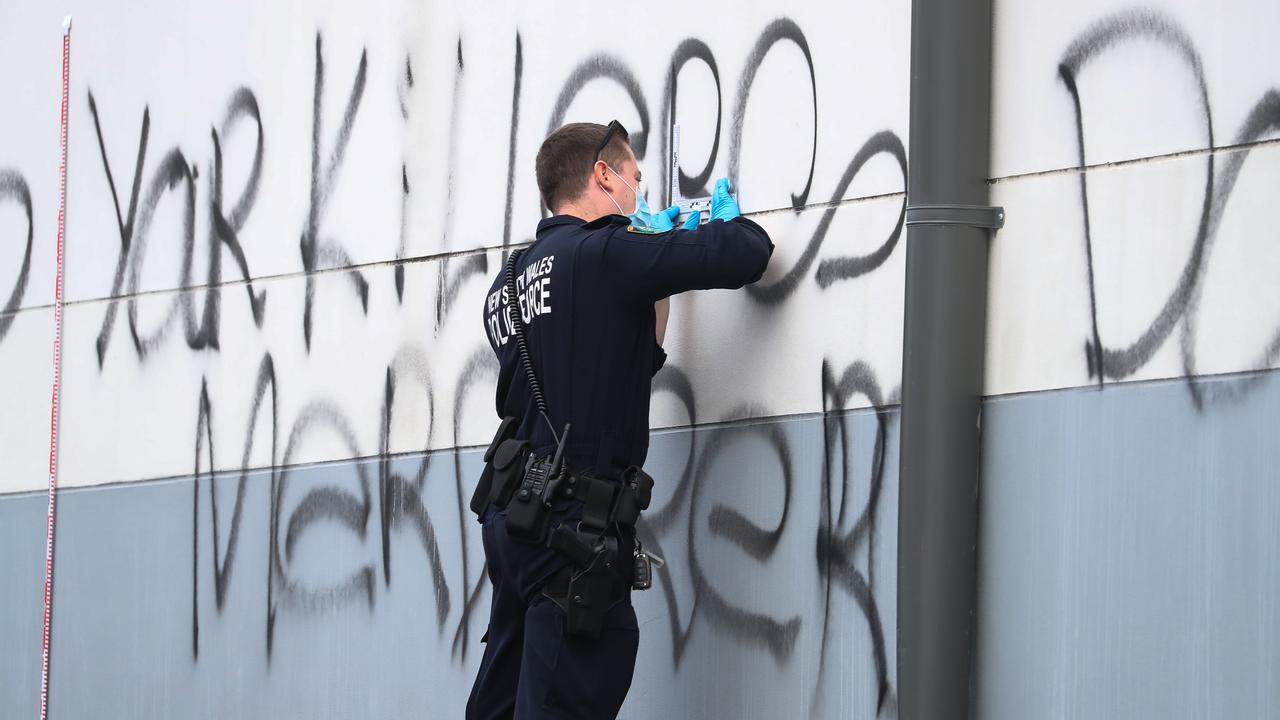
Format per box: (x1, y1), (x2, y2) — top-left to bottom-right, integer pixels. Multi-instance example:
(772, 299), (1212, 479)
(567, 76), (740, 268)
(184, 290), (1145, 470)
(1, 494), (45, 716)
(0, 408), (899, 719)
(976, 371), (1280, 720)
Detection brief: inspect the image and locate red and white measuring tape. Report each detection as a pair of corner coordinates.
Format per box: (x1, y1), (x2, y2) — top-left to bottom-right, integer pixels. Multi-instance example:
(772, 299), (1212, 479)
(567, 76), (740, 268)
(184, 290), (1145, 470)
(40, 15), (72, 720)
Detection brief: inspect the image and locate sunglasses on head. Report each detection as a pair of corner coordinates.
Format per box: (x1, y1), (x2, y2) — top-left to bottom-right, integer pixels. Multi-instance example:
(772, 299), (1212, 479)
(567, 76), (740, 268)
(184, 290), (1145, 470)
(594, 119), (626, 165)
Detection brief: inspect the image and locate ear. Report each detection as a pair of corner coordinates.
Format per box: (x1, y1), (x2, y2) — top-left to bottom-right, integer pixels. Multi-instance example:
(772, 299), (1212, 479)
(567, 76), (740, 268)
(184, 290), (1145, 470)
(593, 159), (612, 186)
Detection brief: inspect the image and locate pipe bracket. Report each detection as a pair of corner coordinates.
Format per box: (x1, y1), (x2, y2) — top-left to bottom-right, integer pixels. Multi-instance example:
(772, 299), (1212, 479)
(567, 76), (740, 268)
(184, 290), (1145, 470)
(904, 203), (1004, 230)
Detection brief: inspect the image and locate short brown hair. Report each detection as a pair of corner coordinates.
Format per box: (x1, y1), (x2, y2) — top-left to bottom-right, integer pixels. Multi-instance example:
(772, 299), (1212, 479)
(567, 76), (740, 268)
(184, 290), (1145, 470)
(536, 122), (630, 212)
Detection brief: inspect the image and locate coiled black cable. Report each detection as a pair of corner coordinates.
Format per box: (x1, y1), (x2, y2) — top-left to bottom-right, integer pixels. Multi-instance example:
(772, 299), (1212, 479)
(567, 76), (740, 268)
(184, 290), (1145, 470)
(504, 249), (557, 438)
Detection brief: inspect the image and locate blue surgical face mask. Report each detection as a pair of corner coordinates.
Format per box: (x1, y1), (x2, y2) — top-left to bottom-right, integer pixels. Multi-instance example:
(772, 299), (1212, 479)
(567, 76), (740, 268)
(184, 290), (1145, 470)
(604, 166), (659, 227)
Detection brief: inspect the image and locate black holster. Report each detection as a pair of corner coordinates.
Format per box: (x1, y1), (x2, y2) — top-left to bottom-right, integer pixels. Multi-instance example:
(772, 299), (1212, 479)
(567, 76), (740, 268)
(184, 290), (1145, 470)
(540, 465), (654, 637)
(543, 530), (623, 639)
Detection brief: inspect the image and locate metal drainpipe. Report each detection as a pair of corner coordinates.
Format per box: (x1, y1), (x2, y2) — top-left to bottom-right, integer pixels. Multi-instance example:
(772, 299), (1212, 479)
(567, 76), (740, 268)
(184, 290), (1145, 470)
(897, 0), (1002, 716)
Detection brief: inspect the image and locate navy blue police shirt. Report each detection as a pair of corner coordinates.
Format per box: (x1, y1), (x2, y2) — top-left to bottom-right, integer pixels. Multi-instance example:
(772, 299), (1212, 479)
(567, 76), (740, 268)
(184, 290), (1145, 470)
(483, 213), (774, 473)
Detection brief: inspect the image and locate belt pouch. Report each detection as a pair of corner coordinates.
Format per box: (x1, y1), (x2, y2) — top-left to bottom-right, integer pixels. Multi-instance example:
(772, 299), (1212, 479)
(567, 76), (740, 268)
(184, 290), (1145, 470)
(488, 438), (529, 508)
(468, 463), (495, 519)
(470, 417), (519, 517)
(611, 466), (655, 527)
(624, 466), (654, 509)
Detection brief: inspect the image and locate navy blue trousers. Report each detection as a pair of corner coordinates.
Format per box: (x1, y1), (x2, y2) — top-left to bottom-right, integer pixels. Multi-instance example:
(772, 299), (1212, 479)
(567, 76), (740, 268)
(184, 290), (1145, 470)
(466, 498), (639, 720)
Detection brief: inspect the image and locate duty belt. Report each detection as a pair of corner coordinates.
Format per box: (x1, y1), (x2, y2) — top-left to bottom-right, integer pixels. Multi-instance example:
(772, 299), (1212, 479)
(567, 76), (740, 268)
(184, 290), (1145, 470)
(488, 453), (652, 534)
(563, 466), (651, 532)
(471, 447), (655, 639)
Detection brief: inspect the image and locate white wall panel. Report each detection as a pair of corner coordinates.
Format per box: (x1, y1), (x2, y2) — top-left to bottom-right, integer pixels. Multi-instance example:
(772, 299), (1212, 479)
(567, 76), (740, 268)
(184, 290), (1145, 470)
(992, 1), (1280, 177)
(1, 1), (910, 492)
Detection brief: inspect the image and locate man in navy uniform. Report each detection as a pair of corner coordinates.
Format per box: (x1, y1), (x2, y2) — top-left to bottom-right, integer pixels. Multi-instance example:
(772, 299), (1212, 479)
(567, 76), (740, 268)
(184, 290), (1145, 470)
(468, 120), (773, 719)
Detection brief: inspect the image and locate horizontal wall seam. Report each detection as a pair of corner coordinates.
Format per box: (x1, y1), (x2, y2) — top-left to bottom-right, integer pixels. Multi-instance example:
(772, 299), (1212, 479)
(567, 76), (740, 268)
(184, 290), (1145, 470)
(0, 192), (907, 317)
(0, 402), (901, 499)
(985, 365), (1280, 403)
(989, 136), (1280, 185)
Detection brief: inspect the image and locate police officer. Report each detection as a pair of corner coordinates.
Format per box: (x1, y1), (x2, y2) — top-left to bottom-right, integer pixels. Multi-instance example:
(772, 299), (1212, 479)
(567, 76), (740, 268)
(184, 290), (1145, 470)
(467, 120), (773, 719)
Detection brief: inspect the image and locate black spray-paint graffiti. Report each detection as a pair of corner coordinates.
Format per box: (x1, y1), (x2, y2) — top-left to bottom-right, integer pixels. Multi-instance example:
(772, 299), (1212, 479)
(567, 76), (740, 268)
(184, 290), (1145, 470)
(54, 17), (904, 715)
(637, 361), (897, 716)
(816, 360), (892, 714)
(748, 131), (906, 305)
(501, 33), (526, 261)
(268, 398), (378, 653)
(191, 342), (500, 661)
(300, 34), (370, 352)
(88, 85), (266, 366)
(657, 38), (722, 203)
(395, 54), (414, 302)
(156, 9), (1275, 715)
(194, 351), (401, 660)
(377, 349), (456, 634)
(1060, 8), (1280, 407)
(434, 38), (491, 327)
(0, 8), (1264, 715)
(727, 18), (817, 210)
(189, 351), (897, 714)
(87, 32), (375, 360)
(0, 169), (33, 344)
(542, 20), (905, 307)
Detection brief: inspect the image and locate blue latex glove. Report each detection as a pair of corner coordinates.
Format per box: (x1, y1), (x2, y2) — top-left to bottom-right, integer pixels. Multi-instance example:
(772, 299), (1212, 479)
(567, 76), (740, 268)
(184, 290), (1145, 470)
(710, 177), (740, 221)
(651, 204), (703, 231)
